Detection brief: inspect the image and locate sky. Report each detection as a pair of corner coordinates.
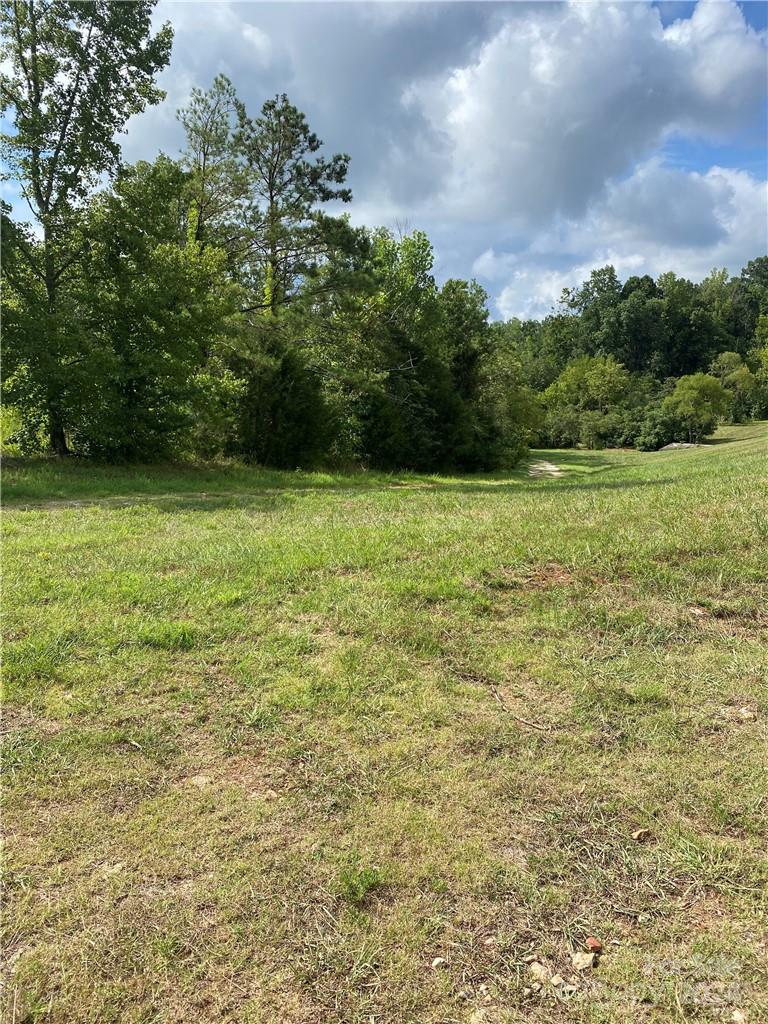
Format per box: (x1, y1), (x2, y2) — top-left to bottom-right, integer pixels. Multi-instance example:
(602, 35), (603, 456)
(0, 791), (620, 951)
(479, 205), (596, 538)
(9, 0), (768, 320)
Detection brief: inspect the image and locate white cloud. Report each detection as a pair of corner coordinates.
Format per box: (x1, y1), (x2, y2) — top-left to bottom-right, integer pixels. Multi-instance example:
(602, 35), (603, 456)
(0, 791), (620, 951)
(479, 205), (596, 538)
(663, 0), (766, 120)
(121, 1), (275, 164)
(493, 163), (768, 320)
(384, 0), (768, 319)
(409, 0), (766, 225)
(497, 252), (647, 322)
(5, 0), (765, 325)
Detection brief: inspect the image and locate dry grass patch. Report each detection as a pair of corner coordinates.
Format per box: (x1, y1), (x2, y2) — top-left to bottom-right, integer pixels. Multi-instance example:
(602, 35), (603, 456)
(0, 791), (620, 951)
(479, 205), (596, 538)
(3, 423), (767, 1022)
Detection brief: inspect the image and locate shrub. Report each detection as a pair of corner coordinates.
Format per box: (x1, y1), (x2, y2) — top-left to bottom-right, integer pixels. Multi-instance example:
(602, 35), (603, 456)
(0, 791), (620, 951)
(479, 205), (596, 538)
(634, 405), (684, 450)
(662, 373), (730, 443)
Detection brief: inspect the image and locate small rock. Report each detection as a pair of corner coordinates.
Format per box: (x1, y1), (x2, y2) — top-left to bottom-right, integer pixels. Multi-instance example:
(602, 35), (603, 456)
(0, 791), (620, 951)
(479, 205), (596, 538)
(571, 951), (595, 971)
(522, 952), (539, 964)
(631, 828), (651, 842)
(523, 987), (532, 997)
(528, 962), (550, 984)
(99, 862), (126, 877)
(431, 956), (448, 970)
(483, 936), (496, 946)
(731, 1012), (747, 1023)
(738, 707), (757, 721)
(585, 936), (603, 953)
(550, 974), (564, 987)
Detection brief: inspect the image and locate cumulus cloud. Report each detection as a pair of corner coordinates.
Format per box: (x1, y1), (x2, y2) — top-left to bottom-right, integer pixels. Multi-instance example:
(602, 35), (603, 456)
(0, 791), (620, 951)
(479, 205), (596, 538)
(123, 0), (500, 203)
(493, 164), (768, 320)
(395, 0), (767, 318)
(596, 160), (728, 248)
(8, 0), (765, 321)
(409, 0), (766, 226)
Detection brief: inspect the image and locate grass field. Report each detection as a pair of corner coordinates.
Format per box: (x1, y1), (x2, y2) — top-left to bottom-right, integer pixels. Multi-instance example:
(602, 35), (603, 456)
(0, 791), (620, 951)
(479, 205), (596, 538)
(2, 423), (767, 1023)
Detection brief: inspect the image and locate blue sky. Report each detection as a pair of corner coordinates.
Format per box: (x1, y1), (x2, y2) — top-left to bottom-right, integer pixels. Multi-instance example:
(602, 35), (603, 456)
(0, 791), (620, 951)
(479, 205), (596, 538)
(5, 1), (767, 319)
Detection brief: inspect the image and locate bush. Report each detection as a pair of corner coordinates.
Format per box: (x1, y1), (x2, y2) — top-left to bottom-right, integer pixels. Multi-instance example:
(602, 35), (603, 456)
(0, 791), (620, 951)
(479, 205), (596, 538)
(578, 409), (627, 449)
(543, 405), (582, 447)
(184, 364), (247, 459)
(229, 343), (331, 468)
(662, 373), (730, 443)
(633, 405), (684, 450)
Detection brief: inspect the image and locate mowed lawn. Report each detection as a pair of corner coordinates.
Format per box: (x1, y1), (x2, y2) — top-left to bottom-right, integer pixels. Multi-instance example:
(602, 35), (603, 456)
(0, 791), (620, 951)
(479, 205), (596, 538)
(2, 424), (767, 1024)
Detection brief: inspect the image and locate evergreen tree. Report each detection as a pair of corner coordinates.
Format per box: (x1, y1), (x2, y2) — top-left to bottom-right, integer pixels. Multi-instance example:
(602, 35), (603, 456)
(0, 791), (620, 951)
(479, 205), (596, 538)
(235, 93), (356, 315)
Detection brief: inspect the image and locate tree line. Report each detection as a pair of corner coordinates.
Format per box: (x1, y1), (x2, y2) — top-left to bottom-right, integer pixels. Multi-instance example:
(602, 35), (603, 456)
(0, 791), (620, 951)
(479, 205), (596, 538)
(496, 261), (768, 450)
(2, 2), (767, 469)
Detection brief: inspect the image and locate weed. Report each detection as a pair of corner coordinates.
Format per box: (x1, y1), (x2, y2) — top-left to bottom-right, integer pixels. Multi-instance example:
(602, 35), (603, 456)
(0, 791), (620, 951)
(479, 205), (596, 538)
(336, 857), (384, 907)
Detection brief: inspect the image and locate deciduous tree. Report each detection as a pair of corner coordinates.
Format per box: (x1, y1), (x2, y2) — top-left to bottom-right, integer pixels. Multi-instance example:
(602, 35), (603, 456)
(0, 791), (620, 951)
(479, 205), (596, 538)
(1, 0), (172, 451)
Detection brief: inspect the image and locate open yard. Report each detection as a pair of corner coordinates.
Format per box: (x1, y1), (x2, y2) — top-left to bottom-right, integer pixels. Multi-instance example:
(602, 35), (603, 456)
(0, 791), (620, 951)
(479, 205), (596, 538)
(2, 423), (767, 1023)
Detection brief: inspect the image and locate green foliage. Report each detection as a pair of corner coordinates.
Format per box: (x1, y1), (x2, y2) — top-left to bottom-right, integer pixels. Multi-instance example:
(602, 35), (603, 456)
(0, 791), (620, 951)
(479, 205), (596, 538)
(749, 316), (768, 419)
(1, 2), (764, 467)
(329, 232), (537, 472)
(544, 355), (630, 413)
(336, 858), (383, 906)
(0, 403), (26, 456)
(503, 258), (768, 451)
(177, 74), (249, 252)
(662, 373), (731, 443)
(633, 405), (683, 451)
(234, 91), (357, 315)
(542, 355), (643, 448)
(0, 0), (172, 453)
(709, 352), (760, 423)
(4, 158), (238, 460)
(0, 1), (172, 205)
(228, 339), (331, 469)
(185, 363), (248, 460)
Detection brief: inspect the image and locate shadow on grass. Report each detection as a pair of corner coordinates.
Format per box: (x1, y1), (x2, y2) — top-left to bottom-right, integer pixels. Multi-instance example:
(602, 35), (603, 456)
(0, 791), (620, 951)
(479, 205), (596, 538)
(1, 452), (600, 506)
(3, 444), (635, 505)
(5, 420), (763, 505)
(700, 421), (768, 446)
(701, 432), (762, 446)
(4, 474), (676, 513)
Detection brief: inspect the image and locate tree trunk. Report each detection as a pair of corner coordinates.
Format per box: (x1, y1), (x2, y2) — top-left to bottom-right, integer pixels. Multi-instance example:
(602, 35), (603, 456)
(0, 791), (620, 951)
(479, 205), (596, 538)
(43, 224), (69, 455)
(48, 410), (68, 456)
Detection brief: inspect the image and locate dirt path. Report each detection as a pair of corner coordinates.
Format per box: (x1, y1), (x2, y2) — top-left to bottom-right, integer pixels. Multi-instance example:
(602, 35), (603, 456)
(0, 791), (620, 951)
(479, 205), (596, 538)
(528, 460), (564, 478)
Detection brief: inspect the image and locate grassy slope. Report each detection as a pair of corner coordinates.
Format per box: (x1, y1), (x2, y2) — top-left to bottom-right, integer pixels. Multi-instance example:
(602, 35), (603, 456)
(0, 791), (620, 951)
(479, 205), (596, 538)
(2, 423), (767, 1024)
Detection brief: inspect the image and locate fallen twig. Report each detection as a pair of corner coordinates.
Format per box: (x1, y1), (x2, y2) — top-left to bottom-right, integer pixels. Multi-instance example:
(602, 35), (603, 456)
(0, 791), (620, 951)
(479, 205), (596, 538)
(490, 686), (553, 731)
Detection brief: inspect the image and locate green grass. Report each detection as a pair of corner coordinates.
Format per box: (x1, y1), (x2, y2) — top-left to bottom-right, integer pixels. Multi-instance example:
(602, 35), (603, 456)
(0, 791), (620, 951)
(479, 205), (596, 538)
(2, 423), (767, 1023)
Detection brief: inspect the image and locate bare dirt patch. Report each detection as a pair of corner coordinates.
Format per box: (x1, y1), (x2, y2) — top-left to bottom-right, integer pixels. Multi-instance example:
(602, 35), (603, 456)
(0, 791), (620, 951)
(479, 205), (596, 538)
(480, 562), (577, 594)
(528, 460), (564, 478)
(174, 753), (289, 801)
(1, 707), (64, 736)
(523, 563), (576, 589)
